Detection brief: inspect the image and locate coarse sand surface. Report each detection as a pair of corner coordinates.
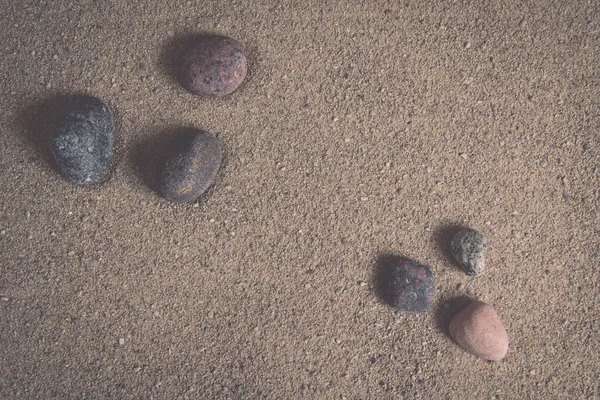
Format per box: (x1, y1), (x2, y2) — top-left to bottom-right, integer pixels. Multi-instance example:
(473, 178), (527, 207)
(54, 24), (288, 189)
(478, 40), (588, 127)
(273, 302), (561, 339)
(1, 1), (599, 398)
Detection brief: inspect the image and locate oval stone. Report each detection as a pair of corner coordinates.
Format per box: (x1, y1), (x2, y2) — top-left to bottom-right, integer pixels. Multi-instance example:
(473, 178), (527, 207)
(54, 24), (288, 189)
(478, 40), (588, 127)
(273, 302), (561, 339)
(449, 301), (509, 361)
(385, 259), (436, 312)
(156, 129), (222, 202)
(49, 96), (114, 185)
(179, 35), (247, 97)
(451, 228), (487, 276)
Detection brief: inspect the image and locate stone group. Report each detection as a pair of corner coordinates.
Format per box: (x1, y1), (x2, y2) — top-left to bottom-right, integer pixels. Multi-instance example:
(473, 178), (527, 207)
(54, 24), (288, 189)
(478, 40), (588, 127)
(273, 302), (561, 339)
(50, 35), (244, 201)
(47, 34), (509, 362)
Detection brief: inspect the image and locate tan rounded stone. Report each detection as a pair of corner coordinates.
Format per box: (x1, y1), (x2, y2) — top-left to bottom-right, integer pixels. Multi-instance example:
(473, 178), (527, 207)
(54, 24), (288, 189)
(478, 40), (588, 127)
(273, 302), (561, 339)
(449, 301), (509, 361)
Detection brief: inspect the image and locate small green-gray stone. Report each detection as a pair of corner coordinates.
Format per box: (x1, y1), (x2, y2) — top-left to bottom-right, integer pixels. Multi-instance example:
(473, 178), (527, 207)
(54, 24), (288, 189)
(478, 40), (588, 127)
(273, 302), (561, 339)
(451, 228), (487, 276)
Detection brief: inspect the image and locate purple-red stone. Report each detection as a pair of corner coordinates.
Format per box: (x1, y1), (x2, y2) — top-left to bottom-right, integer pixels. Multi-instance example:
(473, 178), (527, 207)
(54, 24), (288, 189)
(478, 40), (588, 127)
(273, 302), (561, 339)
(179, 35), (247, 98)
(386, 259), (436, 312)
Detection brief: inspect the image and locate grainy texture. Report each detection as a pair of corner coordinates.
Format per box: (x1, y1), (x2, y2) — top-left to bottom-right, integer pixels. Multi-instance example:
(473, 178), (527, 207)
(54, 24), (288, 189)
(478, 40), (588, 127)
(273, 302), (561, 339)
(451, 228), (487, 276)
(49, 96), (114, 185)
(179, 35), (247, 97)
(156, 129), (222, 202)
(1, 0), (599, 399)
(449, 301), (509, 361)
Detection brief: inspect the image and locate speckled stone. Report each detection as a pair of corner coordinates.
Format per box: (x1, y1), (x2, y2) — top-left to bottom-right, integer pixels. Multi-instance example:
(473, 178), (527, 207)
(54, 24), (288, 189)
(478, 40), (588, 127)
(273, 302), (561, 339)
(385, 259), (436, 312)
(156, 130), (222, 202)
(449, 301), (509, 361)
(179, 35), (247, 97)
(451, 228), (487, 276)
(49, 96), (114, 185)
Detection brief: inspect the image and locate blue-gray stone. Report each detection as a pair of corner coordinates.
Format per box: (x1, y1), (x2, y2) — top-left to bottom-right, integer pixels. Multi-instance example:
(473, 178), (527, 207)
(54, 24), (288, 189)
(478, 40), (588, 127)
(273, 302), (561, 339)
(49, 96), (114, 185)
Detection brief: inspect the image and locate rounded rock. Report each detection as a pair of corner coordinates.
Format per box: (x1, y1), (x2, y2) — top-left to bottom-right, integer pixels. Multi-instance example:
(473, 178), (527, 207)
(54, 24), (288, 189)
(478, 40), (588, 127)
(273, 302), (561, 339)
(156, 129), (222, 202)
(449, 301), (509, 361)
(179, 35), (247, 97)
(451, 228), (487, 276)
(49, 96), (114, 185)
(385, 259), (436, 312)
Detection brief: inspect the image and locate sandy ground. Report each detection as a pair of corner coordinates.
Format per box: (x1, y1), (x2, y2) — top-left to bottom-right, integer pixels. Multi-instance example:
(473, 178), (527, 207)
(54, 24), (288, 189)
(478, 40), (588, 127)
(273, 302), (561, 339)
(1, 0), (599, 399)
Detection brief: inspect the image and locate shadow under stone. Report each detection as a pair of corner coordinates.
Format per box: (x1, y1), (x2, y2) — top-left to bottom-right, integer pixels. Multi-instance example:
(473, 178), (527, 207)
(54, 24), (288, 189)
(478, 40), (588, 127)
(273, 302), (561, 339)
(128, 127), (227, 204)
(16, 93), (83, 167)
(128, 128), (172, 197)
(433, 295), (476, 334)
(158, 32), (216, 88)
(373, 253), (410, 308)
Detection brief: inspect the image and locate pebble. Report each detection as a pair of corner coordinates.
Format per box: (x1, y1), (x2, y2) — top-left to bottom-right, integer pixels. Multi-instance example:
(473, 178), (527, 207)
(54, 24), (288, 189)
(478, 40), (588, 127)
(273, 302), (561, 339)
(449, 301), (509, 361)
(384, 258), (436, 312)
(49, 96), (114, 185)
(451, 228), (487, 276)
(179, 35), (247, 97)
(156, 129), (222, 202)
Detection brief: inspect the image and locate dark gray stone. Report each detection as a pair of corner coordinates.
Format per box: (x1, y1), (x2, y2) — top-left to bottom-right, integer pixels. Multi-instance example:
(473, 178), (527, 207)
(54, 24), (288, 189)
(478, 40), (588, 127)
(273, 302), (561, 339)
(451, 228), (487, 276)
(386, 259), (436, 312)
(156, 129), (222, 202)
(49, 96), (114, 185)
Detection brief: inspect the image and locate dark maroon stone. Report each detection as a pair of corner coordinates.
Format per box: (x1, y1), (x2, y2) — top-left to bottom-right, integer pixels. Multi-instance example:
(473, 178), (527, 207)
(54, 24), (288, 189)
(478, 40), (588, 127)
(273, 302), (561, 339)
(386, 259), (436, 312)
(156, 129), (222, 203)
(179, 35), (247, 97)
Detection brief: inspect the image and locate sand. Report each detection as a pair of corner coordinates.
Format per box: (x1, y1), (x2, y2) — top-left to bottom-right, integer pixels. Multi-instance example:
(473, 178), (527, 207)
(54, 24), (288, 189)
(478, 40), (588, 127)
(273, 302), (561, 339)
(1, 1), (599, 398)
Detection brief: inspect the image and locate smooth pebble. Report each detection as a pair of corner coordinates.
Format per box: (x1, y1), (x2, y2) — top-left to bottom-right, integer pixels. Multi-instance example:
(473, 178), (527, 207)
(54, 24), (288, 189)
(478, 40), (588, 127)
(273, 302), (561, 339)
(449, 300), (509, 361)
(156, 129), (222, 202)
